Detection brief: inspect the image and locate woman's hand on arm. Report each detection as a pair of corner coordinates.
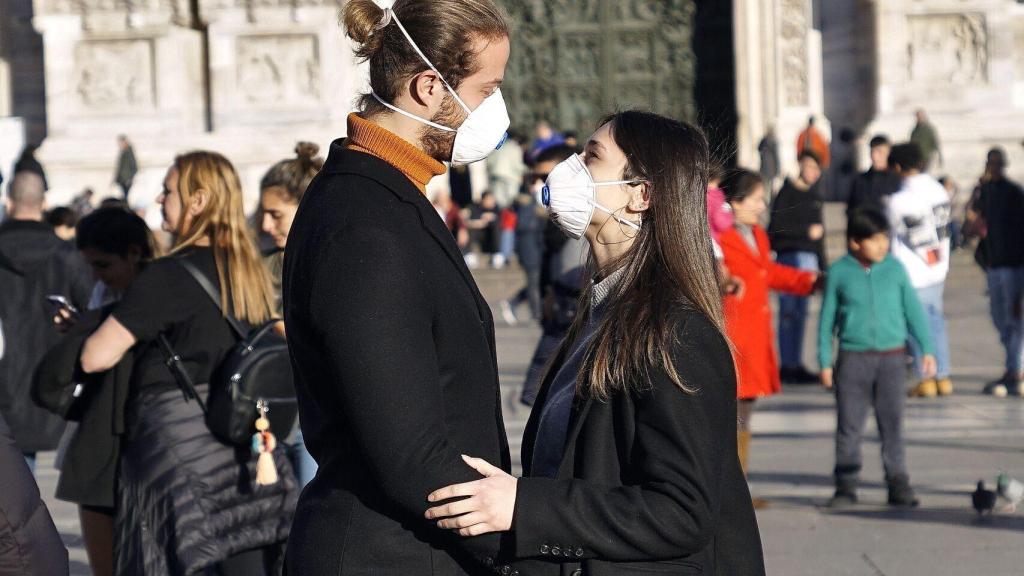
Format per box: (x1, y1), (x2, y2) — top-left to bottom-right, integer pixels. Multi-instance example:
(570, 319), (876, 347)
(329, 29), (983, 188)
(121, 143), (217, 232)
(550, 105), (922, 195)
(426, 455), (518, 536)
(80, 316), (136, 374)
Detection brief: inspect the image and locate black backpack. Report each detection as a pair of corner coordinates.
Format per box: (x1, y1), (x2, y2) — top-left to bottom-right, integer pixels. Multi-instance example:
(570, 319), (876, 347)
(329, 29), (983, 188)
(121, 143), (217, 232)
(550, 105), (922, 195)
(158, 258), (298, 446)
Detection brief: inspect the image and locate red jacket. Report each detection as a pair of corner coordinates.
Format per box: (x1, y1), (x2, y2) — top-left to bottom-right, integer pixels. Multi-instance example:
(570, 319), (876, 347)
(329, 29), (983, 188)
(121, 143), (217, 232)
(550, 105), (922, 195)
(720, 226), (816, 399)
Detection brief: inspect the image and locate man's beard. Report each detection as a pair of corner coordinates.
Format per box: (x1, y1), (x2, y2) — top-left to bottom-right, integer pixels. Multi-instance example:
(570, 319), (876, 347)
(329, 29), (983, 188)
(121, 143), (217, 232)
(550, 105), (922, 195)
(420, 93), (466, 163)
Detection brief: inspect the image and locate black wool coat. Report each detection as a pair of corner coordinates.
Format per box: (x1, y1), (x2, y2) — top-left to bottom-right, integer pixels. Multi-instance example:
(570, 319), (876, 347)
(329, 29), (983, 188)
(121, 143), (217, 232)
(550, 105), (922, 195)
(511, 307), (766, 576)
(282, 142), (514, 576)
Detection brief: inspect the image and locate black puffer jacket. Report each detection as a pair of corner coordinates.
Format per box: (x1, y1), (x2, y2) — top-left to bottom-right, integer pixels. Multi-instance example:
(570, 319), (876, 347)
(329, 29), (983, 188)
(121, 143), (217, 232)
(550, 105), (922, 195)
(0, 411), (69, 575)
(0, 219), (93, 453)
(115, 385), (297, 575)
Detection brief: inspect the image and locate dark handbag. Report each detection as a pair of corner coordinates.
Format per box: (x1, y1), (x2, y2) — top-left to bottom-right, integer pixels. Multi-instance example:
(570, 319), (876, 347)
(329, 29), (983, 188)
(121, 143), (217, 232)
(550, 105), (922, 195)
(159, 258), (298, 446)
(32, 373), (90, 421)
(31, 312), (105, 421)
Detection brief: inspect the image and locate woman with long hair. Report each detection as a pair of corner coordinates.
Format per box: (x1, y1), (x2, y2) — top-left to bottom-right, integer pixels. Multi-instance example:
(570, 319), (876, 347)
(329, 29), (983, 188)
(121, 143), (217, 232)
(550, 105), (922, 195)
(259, 142), (324, 487)
(80, 151), (297, 575)
(425, 111), (765, 575)
(719, 168), (818, 505)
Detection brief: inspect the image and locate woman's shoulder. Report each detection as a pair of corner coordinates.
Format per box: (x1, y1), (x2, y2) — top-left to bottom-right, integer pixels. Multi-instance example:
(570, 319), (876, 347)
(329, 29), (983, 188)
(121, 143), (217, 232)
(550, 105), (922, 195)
(668, 305), (730, 355)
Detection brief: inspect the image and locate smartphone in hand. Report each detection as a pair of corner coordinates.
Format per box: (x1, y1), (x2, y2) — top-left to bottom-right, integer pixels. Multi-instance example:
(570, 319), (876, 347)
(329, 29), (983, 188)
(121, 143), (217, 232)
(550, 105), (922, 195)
(45, 294), (80, 319)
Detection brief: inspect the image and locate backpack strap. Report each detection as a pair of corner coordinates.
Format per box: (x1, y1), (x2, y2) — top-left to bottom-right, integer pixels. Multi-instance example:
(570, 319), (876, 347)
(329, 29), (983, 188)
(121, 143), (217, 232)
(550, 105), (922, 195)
(157, 333), (207, 414)
(175, 257), (248, 339)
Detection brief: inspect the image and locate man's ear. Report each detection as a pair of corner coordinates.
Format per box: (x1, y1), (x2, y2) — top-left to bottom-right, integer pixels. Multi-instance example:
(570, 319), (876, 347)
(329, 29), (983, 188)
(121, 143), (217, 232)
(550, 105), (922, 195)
(410, 70), (446, 109)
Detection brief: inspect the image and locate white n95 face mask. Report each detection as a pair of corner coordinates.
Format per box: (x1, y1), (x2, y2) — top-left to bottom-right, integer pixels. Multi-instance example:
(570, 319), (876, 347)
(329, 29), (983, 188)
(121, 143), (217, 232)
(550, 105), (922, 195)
(371, 8), (510, 166)
(541, 154), (645, 240)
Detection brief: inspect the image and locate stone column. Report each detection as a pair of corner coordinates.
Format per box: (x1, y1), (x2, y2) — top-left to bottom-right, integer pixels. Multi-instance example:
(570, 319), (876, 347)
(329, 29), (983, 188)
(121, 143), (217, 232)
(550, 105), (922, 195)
(734, 0), (829, 181)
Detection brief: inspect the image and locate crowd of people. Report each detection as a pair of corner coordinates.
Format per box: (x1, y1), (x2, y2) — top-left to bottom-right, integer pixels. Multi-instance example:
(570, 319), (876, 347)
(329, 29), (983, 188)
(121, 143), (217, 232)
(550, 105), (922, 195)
(1, 0), (1022, 574)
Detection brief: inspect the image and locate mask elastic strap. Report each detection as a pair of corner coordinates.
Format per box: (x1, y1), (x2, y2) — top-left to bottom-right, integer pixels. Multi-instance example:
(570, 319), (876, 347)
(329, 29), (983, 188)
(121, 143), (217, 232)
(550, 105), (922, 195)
(371, 91), (456, 132)
(592, 202), (642, 231)
(593, 179), (646, 188)
(384, 8), (472, 114)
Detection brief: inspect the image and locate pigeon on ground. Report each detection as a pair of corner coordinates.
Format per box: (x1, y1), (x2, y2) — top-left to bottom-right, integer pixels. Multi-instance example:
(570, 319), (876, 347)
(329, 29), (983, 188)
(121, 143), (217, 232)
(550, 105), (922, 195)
(972, 480), (997, 516)
(996, 473), (1023, 513)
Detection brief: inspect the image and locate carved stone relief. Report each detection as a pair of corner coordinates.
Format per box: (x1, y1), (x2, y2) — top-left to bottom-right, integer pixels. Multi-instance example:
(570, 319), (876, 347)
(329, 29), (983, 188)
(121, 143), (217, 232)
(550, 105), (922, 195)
(74, 39), (155, 110)
(907, 14), (988, 85)
(779, 0), (809, 108)
(236, 34), (320, 107)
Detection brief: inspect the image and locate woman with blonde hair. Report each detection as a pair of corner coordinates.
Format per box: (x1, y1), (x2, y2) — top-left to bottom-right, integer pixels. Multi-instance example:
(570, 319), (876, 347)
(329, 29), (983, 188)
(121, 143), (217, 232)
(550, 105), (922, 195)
(81, 151), (297, 575)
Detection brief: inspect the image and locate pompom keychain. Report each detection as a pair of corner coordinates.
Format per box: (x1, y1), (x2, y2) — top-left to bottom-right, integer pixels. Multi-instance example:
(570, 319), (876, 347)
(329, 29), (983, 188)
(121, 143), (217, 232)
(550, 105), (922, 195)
(251, 399), (279, 486)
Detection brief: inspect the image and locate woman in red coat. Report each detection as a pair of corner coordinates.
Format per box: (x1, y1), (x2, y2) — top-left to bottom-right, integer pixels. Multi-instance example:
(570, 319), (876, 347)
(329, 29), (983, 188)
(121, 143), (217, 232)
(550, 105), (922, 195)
(719, 170), (818, 490)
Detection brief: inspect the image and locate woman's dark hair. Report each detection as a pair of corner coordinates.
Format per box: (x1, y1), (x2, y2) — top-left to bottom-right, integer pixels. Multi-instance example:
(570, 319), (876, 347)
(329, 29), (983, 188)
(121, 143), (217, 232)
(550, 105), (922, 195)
(45, 206), (77, 229)
(869, 134), (891, 149)
(260, 142), (324, 203)
(798, 150), (821, 166)
(342, 0), (509, 118)
(888, 143), (925, 172)
(555, 110), (724, 399)
(76, 207), (158, 260)
(720, 168), (765, 204)
(847, 207), (891, 241)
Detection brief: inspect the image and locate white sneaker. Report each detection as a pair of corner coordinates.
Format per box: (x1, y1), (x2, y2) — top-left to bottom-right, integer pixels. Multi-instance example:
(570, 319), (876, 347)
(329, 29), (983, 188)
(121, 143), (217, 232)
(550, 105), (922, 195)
(492, 254), (507, 269)
(465, 253), (480, 269)
(499, 300), (518, 326)
(984, 380), (1008, 398)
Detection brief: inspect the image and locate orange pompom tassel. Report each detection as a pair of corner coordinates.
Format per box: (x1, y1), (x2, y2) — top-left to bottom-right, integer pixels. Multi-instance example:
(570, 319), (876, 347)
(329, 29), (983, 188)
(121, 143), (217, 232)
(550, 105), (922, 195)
(252, 400), (279, 486)
(256, 451), (278, 485)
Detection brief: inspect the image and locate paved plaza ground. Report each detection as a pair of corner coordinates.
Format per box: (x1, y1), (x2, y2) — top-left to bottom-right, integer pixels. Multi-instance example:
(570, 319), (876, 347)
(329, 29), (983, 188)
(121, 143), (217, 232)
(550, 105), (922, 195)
(38, 208), (1024, 575)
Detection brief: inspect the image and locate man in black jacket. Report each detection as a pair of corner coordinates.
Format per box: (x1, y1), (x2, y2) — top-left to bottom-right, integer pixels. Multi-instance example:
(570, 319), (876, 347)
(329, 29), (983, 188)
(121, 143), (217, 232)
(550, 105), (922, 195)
(769, 151), (826, 384)
(0, 171), (92, 471)
(974, 148), (1024, 396)
(847, 134), (902, 215)
(282, 1), (517, 574)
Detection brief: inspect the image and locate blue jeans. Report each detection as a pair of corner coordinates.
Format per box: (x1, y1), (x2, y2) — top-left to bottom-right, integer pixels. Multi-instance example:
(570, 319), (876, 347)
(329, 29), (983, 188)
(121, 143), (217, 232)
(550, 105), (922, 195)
(500, 229), (516, 263)
(286, 427), (317, 488)
(777, 251), (819, 369)
(987, 267), (1024, 375)
(907, 282), (952, 379)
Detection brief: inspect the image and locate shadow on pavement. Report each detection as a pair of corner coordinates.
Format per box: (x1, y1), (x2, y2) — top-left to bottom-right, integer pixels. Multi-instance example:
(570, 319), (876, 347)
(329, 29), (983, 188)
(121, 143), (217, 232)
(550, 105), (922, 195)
(825, 506), (1024, 533)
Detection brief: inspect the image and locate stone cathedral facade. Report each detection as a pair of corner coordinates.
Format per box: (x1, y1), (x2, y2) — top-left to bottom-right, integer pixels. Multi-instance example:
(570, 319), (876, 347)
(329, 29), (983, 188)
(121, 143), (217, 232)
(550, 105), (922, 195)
(0, 0), (1021, 208)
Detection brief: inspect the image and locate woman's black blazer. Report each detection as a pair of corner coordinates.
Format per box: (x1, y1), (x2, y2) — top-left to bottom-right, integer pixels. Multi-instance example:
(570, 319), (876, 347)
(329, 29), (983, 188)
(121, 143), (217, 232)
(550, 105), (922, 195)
(512, 306), (766, 576)
(282, 142), (515, 576)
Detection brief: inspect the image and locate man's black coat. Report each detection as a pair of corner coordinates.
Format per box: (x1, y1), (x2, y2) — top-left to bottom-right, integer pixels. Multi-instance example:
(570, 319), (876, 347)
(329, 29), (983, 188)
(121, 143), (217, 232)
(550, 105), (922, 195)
(283, 143), (513, 575)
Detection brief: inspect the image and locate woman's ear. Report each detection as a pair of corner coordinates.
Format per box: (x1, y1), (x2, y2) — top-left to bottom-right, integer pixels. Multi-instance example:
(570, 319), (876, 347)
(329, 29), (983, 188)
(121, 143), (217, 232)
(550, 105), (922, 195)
(628, 183), (650, 213)
(188, 189), (209, 217)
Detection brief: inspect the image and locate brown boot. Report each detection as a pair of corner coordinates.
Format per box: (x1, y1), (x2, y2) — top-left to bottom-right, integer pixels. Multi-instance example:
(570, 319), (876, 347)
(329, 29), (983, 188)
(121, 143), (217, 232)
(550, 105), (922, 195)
(909, 379), (938, 398)
(936, 378), (953, 396)
(737, 430), (751, 475)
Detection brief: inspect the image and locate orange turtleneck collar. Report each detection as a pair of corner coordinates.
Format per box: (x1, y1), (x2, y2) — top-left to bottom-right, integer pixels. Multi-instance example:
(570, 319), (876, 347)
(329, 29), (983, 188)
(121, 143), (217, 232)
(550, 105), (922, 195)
(345, 113), (446, 194)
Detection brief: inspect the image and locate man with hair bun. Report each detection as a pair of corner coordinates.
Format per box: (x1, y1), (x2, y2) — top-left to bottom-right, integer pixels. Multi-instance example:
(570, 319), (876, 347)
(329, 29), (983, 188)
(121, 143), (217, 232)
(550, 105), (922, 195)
(282, 1), (519, 573)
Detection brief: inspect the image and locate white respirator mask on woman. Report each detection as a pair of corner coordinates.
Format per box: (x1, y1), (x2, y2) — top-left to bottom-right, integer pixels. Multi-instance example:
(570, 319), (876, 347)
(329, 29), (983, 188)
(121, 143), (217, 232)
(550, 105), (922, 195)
(541, 154), (645, 240)
(370, 8), (510, 166)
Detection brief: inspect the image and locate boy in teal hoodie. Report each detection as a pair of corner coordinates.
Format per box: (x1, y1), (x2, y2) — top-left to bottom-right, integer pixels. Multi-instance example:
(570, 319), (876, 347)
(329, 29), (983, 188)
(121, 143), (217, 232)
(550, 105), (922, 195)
(819, 207), (936, 508)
